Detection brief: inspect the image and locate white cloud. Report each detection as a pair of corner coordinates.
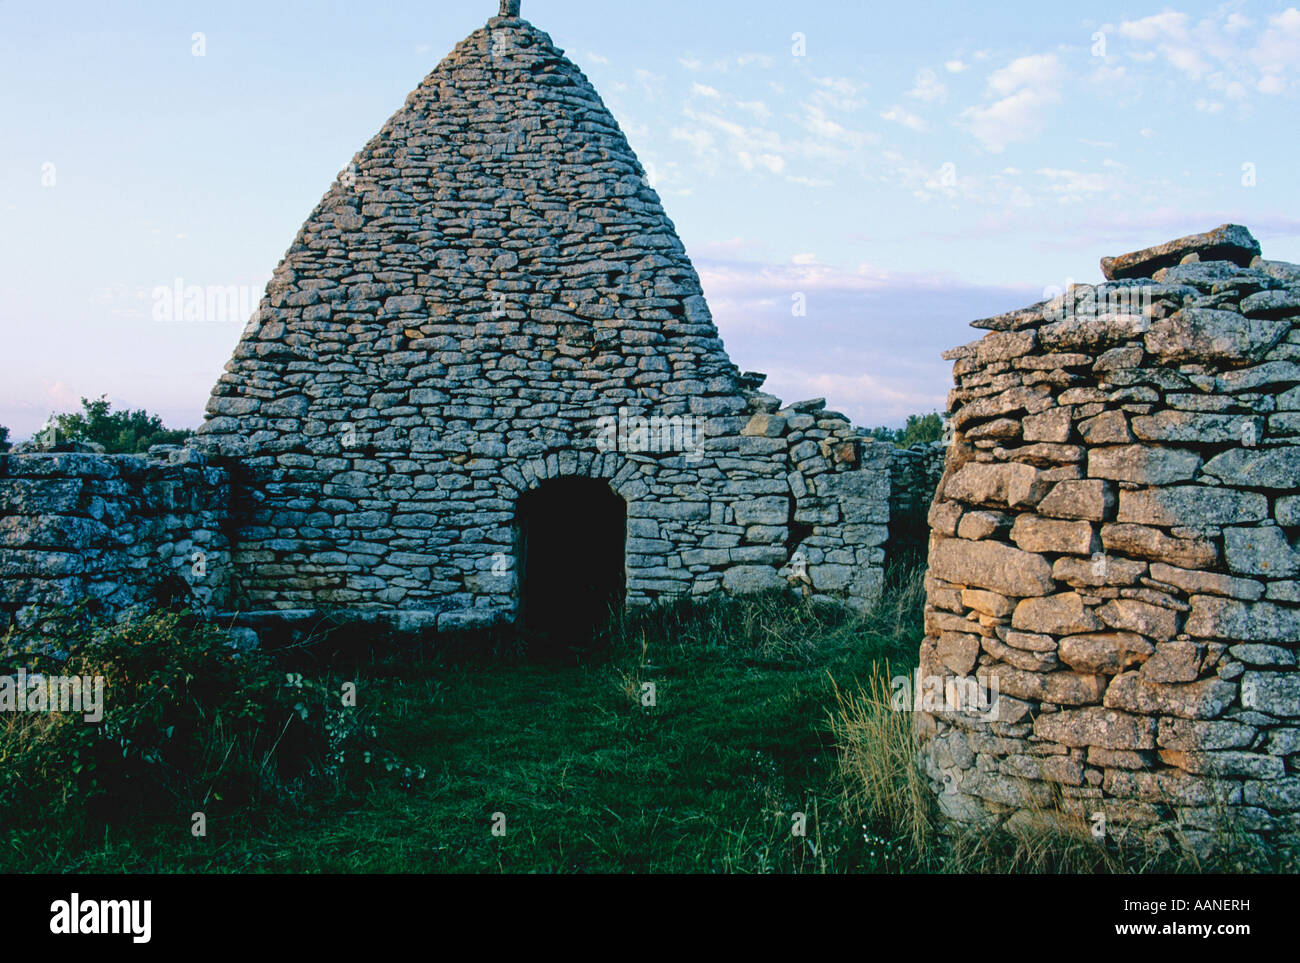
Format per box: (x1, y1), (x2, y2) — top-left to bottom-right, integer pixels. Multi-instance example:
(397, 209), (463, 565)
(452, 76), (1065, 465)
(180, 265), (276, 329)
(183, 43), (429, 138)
(1112, 8), (1300, 101)
(1225, 13), (1254, 34)
(987, 53), (1063, 95)
(809, 76), (868, 111)
(634, 68), (666, 100)
(1035, 167), (1117, 198)
(675, 98), (873, 178)
(1259, 73), (1287, 93)
(881, 105), (927, 131)
(908, 68), (947, 102)
(690, 109), (749, 140)
(692, 83), (721, 98)
(945, 59), (968, 73)
(671, 126), (717, 158)
(960, 54), (1063, 152)
(1118, 11), (1189, 44)
(785, 174), (834, 188)
(738, 151), (786, 174)
(1253, 8), (1300, 76)
(799, 104), (876, 151)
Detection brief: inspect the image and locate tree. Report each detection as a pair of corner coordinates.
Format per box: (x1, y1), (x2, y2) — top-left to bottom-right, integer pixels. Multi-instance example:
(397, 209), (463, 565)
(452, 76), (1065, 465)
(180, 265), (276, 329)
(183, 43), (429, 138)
(48, 396), (193, 454)
(864, 411), (945, 449)
(897, 412), (945, 448)
(0, 425), (9, 452)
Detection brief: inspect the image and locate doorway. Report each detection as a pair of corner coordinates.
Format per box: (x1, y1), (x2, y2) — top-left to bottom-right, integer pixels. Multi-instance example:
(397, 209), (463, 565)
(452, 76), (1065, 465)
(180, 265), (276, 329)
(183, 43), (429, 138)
(516, 478), (627, 653)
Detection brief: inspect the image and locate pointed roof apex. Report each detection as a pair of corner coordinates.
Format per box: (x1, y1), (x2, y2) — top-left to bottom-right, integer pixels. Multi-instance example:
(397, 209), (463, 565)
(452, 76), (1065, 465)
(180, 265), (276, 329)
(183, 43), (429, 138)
(499, 0), (521, 17)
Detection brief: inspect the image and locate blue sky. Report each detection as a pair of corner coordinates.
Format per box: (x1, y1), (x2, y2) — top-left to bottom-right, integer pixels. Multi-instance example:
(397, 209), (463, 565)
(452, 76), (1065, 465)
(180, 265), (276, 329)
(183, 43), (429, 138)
(2, 0), (1298, 438)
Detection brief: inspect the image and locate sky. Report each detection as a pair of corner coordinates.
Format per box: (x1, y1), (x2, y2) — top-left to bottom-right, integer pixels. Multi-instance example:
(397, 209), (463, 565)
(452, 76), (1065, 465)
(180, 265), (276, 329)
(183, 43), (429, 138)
(2, 0), (1298, 439)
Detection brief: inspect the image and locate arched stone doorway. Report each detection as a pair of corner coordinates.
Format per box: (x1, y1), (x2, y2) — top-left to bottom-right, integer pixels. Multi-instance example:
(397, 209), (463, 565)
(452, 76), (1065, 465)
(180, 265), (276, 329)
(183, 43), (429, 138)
(516, 477), (627, 650)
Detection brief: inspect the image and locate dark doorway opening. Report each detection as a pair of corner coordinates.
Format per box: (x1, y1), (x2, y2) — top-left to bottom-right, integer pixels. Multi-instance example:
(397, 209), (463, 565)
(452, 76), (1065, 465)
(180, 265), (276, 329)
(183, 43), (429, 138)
(517, 478), (627, 655)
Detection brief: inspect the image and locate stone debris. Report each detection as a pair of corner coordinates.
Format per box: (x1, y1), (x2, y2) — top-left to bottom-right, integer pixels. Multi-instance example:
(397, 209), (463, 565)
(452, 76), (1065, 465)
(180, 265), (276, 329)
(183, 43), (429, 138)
(922, 225), (1300, 853)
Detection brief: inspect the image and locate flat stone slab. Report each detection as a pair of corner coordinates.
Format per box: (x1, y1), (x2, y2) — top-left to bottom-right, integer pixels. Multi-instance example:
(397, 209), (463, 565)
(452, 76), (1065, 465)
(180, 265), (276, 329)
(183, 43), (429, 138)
(1101, 224), (1261, 280)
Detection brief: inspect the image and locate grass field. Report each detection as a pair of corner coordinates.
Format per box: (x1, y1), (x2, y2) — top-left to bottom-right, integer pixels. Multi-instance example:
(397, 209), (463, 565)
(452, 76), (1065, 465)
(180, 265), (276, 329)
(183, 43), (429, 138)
(1, 564), (1289, 873)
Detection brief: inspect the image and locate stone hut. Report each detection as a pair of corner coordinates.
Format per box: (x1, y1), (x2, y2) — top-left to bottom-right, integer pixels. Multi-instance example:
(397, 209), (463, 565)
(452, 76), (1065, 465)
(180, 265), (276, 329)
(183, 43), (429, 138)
(919, 225), (1300, 853)
(191, 1), (893, 638)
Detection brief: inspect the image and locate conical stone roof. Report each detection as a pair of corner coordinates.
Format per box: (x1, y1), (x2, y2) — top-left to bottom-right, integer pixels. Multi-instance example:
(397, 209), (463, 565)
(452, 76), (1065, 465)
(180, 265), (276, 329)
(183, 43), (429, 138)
(201, 4), (742, 454)
(189, 4), (891, 626)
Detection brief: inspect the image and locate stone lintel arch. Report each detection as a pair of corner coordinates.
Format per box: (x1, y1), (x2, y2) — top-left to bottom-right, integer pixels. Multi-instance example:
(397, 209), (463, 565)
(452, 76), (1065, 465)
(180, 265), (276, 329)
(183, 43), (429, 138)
(495, 449), (648, 503)
(497, 449), (636, 641)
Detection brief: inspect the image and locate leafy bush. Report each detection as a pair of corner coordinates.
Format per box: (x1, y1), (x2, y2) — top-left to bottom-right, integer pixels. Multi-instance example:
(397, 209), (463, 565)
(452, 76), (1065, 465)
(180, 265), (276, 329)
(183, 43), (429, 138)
(45, 396), (192, 453)
(865, 412), (945, 449)
(0, 610), (419, 843)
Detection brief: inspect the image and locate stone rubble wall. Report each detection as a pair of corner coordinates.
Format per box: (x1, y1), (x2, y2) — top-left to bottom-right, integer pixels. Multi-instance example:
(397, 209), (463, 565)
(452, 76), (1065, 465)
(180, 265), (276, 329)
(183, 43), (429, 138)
(737, 392), (891, 609)
(0, 395), (901, 636)
(919, 226), (1300, 853)
(201, 382), (893, 632)
(0, 447), (231, 631)
(0, 404), (897, 636)
(886, 442), (946, 562)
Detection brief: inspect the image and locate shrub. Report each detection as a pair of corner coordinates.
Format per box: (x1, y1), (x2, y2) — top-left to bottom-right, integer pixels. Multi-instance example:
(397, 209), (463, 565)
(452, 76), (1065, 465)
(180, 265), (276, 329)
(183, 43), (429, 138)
(865, 412), (945, 449)
(45, 396), (192, 453)
(0, 610), (418, 843)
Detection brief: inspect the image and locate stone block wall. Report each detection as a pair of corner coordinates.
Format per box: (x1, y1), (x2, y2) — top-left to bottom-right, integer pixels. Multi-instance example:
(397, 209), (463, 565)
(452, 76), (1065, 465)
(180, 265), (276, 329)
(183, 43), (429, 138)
(744, 392), (892, 609)
(919, 226), (1300, 852)
(0, 400), (898, 636)
(198, 381), (891, 630)
(887, 442), (946, 562)
(0, 447), (231, 631)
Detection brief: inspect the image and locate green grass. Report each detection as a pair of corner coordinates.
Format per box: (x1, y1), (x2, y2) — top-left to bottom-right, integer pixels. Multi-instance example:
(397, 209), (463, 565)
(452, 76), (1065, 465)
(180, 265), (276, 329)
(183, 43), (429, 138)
(2, 568), (915, 873)
(2, 562), (1292, 873)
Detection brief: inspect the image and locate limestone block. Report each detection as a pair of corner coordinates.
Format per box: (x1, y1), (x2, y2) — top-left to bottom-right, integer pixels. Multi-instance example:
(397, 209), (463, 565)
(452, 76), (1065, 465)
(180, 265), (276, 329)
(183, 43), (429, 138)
(928, 537), (1055, 598)
(1087, 445), (1202, 485)
(1059, 632), (1154, 674)
(943, 461), (1051, 509)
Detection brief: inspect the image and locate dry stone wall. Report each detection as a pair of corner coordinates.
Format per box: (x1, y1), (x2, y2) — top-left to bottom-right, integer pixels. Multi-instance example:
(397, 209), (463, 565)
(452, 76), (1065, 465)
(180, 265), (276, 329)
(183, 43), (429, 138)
(887, 442), (946, 562)
(0, 446), (231, 631)
(920, 225), (1300, 853)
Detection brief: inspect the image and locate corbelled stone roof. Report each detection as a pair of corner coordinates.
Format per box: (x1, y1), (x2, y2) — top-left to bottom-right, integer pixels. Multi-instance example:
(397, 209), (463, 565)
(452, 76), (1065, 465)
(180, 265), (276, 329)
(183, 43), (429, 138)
(201, 3), (740, 450)
(183, 4), (896, 624)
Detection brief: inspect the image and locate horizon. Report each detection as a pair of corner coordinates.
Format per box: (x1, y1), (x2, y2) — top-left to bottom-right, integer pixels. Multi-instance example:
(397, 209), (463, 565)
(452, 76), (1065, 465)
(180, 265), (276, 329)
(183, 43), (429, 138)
(3, 0), (1298, 440)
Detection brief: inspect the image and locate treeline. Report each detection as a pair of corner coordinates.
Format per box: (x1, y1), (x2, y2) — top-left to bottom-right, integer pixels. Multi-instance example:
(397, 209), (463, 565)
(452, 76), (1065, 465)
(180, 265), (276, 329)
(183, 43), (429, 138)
(863, 412), (945, 449)
(2, 396), (192, 454)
